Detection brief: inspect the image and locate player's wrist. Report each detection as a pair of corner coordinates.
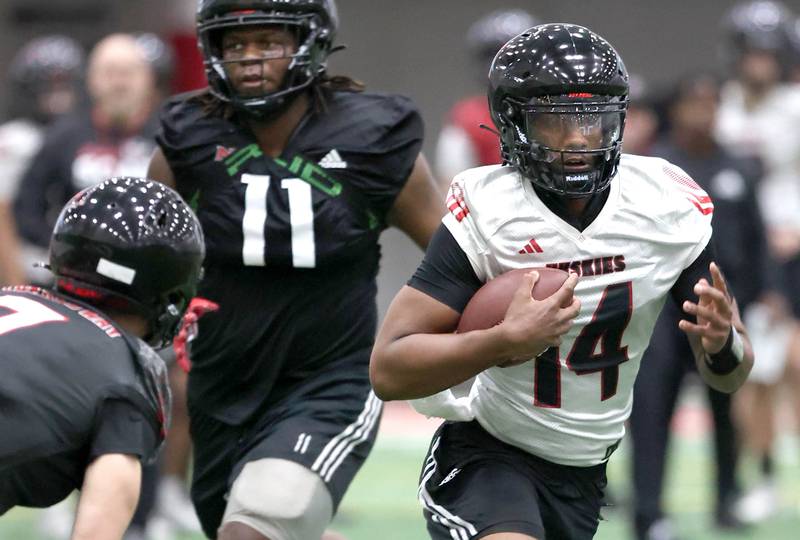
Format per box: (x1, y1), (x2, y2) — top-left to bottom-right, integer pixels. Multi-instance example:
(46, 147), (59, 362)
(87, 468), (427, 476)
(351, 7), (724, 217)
(705, 326), (744, 375)
(488, 324), (548, 366)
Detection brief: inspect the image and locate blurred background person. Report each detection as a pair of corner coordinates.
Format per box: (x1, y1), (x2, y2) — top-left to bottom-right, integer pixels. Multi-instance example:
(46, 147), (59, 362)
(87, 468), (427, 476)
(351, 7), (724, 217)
(434, 8), (538, 185)
(621, 74), (661, 156)
(135, 32), (177, 102)
(0, 35), (84, 287)
(8, 32), (200, 540)
(629, 72), (768, 540)
(715, 0), (800, 524)
(0, 34), (85, 539)
(12, 33), (159, 281)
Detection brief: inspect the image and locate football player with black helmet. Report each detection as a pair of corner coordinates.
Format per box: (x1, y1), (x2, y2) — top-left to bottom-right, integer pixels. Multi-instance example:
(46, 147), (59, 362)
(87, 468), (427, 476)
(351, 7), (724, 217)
(371, 24), (753, 540)
(0, 177), (204, 538)
(12, 34), (160, 284)
(146, 1), (443, 539)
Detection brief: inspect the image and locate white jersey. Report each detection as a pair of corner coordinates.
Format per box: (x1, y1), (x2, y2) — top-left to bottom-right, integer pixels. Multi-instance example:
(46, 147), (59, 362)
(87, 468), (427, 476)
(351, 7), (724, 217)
(0, 119), (43, 202)
(414, 154), (712, 467)
(715, 82), (800, 230)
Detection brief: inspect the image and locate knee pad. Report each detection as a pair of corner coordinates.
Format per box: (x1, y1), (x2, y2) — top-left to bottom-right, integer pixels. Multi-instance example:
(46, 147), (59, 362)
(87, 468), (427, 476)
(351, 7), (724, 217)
(222, 458), (333, 540)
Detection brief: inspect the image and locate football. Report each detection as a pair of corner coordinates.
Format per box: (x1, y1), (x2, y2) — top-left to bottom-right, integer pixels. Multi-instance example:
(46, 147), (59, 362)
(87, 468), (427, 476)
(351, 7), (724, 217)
(456, 267), (572, 333)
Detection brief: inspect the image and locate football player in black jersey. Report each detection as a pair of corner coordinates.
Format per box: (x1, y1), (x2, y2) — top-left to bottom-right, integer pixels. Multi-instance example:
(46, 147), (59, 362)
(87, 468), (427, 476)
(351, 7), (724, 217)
(146, 1), (443, 539)
(0, 177), (204, 539)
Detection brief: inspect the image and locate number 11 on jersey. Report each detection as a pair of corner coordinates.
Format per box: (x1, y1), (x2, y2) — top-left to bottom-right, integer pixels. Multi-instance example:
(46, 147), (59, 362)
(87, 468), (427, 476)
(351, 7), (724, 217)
(241, 174), (317, 268)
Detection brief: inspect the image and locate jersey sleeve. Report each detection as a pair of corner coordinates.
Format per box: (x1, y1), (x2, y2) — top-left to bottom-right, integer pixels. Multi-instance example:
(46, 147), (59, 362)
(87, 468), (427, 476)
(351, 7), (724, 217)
(155, 92), (217, 183)
(441, 174), (490, 282)
(336, 94), (424, 223)
(660, 160), (714, 270)
(89, 398), (159, 461)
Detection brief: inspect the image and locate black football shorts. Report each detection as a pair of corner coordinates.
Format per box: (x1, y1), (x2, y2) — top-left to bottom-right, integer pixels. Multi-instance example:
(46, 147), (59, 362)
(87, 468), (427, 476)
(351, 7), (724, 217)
(188, 370), (381, 538)
(419, 420), (607, 540)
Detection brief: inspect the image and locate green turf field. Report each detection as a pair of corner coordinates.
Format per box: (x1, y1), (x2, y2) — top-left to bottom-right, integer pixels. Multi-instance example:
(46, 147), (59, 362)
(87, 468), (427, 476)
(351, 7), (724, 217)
(2, 427), (798, 539)
(328, 432), (800, 540)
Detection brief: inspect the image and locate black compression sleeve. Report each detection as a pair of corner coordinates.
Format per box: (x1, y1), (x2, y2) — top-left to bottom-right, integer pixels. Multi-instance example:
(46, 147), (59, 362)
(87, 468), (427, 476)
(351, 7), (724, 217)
(670, 240), (744, 375)
(407, 224), (483, 313)
(670, 242), (718, 321)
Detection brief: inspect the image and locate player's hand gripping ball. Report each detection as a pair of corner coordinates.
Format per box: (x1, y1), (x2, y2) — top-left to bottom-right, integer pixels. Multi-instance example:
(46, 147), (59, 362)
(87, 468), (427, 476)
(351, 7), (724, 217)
(457, 267), (572, 333)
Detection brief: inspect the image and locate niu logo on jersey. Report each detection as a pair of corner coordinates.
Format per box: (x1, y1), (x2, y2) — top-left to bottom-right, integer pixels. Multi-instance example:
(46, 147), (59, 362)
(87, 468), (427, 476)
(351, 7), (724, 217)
(663, 164), (714, 216)
(214, 145), (236, 162)
(446, 183), (469, 222)
(518, 238), (543, 254)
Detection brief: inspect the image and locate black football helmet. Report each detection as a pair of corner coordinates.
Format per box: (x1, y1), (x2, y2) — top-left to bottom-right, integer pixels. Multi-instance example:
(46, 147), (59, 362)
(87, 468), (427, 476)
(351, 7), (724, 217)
(724, 1), (794, 56)
(9, 35), (85, 122)
(49, 178), (205, 348)
(197, 0), (338, 118)
(489, 23), (628, 198)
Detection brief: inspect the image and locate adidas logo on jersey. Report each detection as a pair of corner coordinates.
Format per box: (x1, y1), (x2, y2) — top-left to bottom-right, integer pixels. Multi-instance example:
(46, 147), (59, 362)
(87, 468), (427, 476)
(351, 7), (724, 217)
(518, 238), (543, 254)
(318, 149), (347, 169)
(446, 183), (470, 222)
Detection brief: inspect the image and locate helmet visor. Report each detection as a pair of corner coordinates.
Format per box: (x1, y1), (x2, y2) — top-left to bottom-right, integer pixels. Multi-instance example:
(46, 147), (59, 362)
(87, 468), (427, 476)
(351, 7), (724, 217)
(525, 106), (624, 157)
(516, 96), (626, 195)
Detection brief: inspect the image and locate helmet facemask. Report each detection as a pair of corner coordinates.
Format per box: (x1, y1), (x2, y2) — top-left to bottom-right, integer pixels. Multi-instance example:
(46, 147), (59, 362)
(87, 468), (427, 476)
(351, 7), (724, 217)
(198, 10), (332, 118)
(500, 94), (627, 197)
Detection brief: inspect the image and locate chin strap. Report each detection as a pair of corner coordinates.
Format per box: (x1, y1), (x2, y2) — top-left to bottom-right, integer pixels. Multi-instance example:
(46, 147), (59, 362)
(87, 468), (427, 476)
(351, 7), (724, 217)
(173, 297), (220, 373)
(479, 123), (501, 137)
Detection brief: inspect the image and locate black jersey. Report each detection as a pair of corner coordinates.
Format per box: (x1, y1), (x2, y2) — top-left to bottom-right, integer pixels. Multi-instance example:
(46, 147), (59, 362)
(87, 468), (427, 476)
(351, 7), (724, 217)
(157, 90), (423, 423)
(0, 288), (169, 511)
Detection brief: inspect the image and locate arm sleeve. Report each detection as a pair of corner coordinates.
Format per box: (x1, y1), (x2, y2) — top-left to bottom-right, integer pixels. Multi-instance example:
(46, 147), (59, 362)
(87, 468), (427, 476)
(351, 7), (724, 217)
(407, 223), (483, 313)
(669, 242), (718, 320)
(89, 399), (158, 462)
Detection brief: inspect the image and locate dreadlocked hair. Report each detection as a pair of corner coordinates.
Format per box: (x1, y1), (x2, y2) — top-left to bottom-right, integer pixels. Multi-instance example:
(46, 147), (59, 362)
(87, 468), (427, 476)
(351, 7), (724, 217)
(311, 73), (365, 113)
(190, 88), (236, 120)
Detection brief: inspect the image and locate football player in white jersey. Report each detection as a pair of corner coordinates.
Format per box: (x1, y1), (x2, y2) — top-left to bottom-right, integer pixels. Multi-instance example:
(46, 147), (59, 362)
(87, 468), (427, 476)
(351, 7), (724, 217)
(370, 24), (754, 540)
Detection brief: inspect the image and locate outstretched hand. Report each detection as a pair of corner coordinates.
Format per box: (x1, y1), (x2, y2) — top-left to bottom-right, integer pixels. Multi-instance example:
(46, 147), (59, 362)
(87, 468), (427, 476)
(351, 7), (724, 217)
(678, 262), (732, 354)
